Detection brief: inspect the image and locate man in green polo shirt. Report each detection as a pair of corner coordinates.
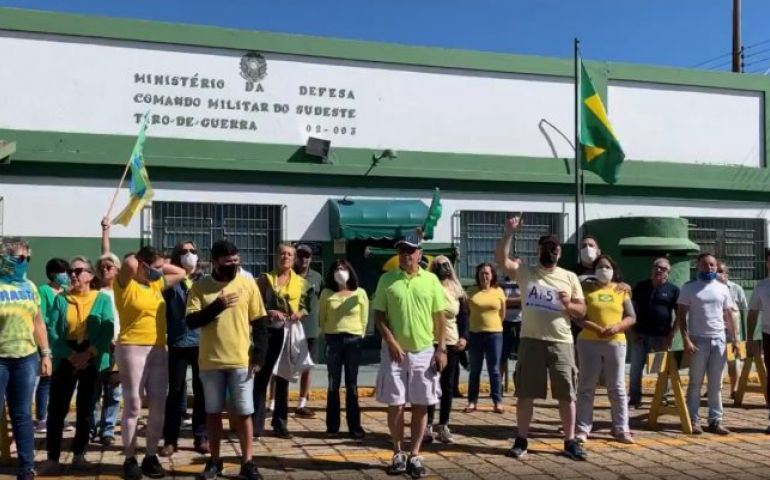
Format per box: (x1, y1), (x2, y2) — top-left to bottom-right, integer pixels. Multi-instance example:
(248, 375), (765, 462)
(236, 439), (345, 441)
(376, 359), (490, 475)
(374, 231), (447, 479)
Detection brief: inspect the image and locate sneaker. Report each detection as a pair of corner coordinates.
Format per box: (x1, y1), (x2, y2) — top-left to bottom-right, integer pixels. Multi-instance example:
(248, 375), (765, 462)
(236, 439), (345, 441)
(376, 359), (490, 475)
(613, 431), (635, 444)
(506, 437), (528, 458)
(436, 424), (454, 444)
(100, 435), (115, 447)
(123, 457), (143, 480)
(17, 471), (35, 480)
(691, 422), (704, 435)
(197, 458), (224, 480)
(564, 438), (587, 461)
(406, 455), (426, 479)
(706, 421), (731, 435)
(273, 428), (292, 439)
(63, 423), (75, 433)
(349, 429), (366, 440)
(295, 407), (316, 418)
(628, 399), (643, 409)
(387, 451), (408, 475)
(71, 454), (93, 470)
(194, 438), (211, 455)
(422, 425), (434, 444)
(141, 454), (166, 479)
(34, 420), (47, 434)
(159, 444), (176, 457)
(238, 460), (263, 480)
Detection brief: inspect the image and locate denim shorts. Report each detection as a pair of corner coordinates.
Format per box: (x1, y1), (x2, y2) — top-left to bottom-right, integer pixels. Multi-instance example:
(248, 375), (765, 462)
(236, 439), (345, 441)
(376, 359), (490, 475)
(199, 368), (254, 415)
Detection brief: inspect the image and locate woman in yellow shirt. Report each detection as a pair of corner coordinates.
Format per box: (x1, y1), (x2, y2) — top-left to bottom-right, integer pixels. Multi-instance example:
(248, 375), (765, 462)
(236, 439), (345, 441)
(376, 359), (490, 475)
(575, 255), (636, 444)
(465, 262), (506, 414)
(113, 246), (186, 479)
(319, 259), (368, 439)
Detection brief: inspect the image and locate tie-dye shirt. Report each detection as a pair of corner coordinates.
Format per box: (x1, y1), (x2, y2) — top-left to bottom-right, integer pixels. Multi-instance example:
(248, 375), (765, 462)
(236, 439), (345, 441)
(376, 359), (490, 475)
(0, 279), (40, 358)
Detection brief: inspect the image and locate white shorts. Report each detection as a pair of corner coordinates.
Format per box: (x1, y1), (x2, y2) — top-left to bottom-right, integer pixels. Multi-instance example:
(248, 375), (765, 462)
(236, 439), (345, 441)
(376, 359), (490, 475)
(375, 344), (440, 406)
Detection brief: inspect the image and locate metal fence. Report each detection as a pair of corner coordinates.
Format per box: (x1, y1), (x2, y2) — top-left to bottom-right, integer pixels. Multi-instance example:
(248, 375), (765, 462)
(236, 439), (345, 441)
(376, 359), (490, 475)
(686, 217), (766, 289)
(457, 210), (562, 279)
(149, 201), (283, 276)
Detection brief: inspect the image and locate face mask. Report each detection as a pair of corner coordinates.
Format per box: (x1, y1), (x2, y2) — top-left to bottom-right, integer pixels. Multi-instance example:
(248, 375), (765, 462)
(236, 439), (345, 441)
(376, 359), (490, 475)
(146, 266), (163, 282)
(698, 271), (718, 282)
(333, 269), (350, 286)
(595, 267), (613, 283)
(435, 263), (452, 280)
(539, 251), (557, 268)
(181, 253), (198, 270)
(54, 272), (70, 288)
(580, 246), (598, 266)
(0, 255), (28, 282)
(217, 263), (238, 282)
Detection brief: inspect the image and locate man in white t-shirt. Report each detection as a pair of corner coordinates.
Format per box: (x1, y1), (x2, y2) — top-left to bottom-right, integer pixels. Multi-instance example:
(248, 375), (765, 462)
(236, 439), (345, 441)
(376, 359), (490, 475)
(745, 249), (770, 433)
(676, 252), (737, 435)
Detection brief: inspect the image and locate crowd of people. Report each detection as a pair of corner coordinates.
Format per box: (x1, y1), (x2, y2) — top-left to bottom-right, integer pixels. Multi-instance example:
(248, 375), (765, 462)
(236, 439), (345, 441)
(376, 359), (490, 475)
(0, 214), (765, 480)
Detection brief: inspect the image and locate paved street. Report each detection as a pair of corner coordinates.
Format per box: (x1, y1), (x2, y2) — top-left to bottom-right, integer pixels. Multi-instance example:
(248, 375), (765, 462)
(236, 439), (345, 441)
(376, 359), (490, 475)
(3, 380), (770, 480)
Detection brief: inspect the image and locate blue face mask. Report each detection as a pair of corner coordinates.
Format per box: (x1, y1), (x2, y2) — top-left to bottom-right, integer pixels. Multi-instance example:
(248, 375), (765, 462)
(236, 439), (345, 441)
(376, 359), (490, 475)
(53, 272), (70, 288)
(698, 271), (718, 282)
(0, 255), (28, 283)
(146, 266), (163, 282)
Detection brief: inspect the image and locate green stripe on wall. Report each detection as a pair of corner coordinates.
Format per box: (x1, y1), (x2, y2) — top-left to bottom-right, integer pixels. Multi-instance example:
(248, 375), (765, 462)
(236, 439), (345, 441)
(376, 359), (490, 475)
(26, 236), (140, 285)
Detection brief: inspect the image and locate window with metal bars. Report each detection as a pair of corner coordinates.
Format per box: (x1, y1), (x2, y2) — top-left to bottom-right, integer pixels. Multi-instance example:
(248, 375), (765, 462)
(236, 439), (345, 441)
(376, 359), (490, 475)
(150, 201), (283, 277)
(458, 211), (562, 279)
(686, 217), (766, 289)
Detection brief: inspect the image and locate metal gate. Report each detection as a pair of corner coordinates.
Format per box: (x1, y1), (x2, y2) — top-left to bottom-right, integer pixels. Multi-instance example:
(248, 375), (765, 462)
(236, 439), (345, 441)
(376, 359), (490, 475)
(150, 201), (283, 276)
(458, 211), (562, 279)
(687, 217), (766, 289)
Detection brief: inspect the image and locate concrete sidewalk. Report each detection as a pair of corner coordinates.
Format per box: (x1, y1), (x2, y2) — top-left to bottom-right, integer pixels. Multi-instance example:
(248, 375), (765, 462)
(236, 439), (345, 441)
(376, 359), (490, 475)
(9, 380), (770, 479)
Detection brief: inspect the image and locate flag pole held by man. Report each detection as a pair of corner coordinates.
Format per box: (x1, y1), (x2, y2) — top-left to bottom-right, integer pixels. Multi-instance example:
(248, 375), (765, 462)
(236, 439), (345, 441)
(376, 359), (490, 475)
(110, 112), (154, 226)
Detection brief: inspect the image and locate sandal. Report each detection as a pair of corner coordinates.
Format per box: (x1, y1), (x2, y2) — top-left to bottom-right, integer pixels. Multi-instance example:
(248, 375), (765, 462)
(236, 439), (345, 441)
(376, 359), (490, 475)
(463, 404), (477, 413)
(493, 404), (505, 414)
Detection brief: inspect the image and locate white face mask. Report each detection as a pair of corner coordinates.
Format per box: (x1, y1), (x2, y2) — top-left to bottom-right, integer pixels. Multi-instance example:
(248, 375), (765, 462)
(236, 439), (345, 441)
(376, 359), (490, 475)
(181, 252), (198, 270)
(580, 246), (598, 266)
(333, 269), (350, 286)
(595, 267), (613, 283)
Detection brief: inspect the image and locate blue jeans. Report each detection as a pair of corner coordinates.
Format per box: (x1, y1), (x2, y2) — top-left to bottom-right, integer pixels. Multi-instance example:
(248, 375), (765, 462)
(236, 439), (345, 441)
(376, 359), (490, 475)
(468, 332), (503, 404)
(686, 336), (726, 424)
(35, 375), (50, 422)
(629, 333), (669, 404)
(0, 353), (39, 476)
(92, 371), (122, 440)
(325, 333), (362, 434)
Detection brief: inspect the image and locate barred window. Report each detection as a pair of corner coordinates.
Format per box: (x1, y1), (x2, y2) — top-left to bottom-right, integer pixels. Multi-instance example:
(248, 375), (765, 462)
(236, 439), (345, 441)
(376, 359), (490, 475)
(458, 211), (562, 279)
(686, 217), (766, 289)
(150, 201), (283, 276)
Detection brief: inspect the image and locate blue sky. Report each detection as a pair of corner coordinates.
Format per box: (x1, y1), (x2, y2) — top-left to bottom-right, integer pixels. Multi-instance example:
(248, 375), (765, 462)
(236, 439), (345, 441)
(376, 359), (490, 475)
(2, 0), (770, 72)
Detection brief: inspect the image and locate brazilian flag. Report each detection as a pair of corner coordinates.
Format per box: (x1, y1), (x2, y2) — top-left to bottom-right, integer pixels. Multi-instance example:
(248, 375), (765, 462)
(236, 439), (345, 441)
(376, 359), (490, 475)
(112, 113), (154, 226)
(579, 61), (625, 184)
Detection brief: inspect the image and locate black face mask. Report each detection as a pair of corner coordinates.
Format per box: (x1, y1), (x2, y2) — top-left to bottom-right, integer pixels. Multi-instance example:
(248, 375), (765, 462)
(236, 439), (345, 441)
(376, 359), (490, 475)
(435, 264), (452, 280)
(216, 263), (238, 282)
(539, 251), (558, 268)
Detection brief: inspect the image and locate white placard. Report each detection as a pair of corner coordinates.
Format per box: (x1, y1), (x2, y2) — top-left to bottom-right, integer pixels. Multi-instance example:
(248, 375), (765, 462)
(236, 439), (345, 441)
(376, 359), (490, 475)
(524, 282), (563, 313)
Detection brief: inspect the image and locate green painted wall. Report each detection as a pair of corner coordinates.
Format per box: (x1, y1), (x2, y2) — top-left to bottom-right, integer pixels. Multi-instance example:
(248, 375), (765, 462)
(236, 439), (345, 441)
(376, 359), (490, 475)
(0, 8), (769, 199)
(26, 236), (140, 285)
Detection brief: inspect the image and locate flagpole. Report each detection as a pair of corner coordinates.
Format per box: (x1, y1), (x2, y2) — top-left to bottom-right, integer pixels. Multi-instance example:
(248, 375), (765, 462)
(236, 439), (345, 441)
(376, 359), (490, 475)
(574, 38), (582, 257)
(105, 156), (133, 220)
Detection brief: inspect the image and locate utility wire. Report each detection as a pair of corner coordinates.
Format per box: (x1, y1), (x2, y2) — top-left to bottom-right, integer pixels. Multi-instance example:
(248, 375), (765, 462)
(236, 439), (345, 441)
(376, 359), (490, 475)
(690, 51), (733, 68)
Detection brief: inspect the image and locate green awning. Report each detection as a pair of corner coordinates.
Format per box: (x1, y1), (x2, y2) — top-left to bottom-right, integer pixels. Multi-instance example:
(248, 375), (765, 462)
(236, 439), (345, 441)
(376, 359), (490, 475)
(328, 199), (432, 240)
(619, 236), (700, 252)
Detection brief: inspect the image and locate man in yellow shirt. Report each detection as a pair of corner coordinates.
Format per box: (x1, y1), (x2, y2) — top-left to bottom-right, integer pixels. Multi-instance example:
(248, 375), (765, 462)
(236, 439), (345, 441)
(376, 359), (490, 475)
(186, 240), (267, 480)
(496, 217), (586, 461)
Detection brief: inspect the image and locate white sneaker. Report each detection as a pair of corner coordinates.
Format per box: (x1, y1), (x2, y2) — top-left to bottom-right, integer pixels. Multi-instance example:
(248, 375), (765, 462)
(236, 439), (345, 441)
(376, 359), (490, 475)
(422, 425), (435, 444)
(436, 424), (454, 444)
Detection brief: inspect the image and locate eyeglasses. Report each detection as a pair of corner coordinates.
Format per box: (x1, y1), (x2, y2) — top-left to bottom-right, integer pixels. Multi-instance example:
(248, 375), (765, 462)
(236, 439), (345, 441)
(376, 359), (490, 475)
(99, 264), (117, 271)
(181, 248), (197, 254)
(68, 268), (90, 276)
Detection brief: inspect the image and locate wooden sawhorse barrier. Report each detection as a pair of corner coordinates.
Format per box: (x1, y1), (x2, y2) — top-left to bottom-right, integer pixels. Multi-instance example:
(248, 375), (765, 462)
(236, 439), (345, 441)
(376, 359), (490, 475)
(647, 351), (692, 434)
(733, 341), (768, 407)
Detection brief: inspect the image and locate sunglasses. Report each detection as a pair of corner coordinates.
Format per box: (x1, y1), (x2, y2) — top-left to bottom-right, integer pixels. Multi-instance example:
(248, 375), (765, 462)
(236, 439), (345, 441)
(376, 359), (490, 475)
(181, 248), (197, 254)
(68, 267), (91, 276)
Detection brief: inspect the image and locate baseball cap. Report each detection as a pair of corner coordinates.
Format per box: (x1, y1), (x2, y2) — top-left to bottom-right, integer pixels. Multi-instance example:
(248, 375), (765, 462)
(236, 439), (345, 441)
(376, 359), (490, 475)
(295, 243), (313, 257)
(538, 234), (560, 247)
(394, 230), (422, 250)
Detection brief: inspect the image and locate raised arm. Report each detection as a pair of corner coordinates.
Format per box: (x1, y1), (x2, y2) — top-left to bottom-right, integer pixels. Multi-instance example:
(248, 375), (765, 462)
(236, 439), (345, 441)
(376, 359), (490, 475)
(161, 262), (187, 289)
(496, 217), (523, 280)
(101, 216), (111, 255)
